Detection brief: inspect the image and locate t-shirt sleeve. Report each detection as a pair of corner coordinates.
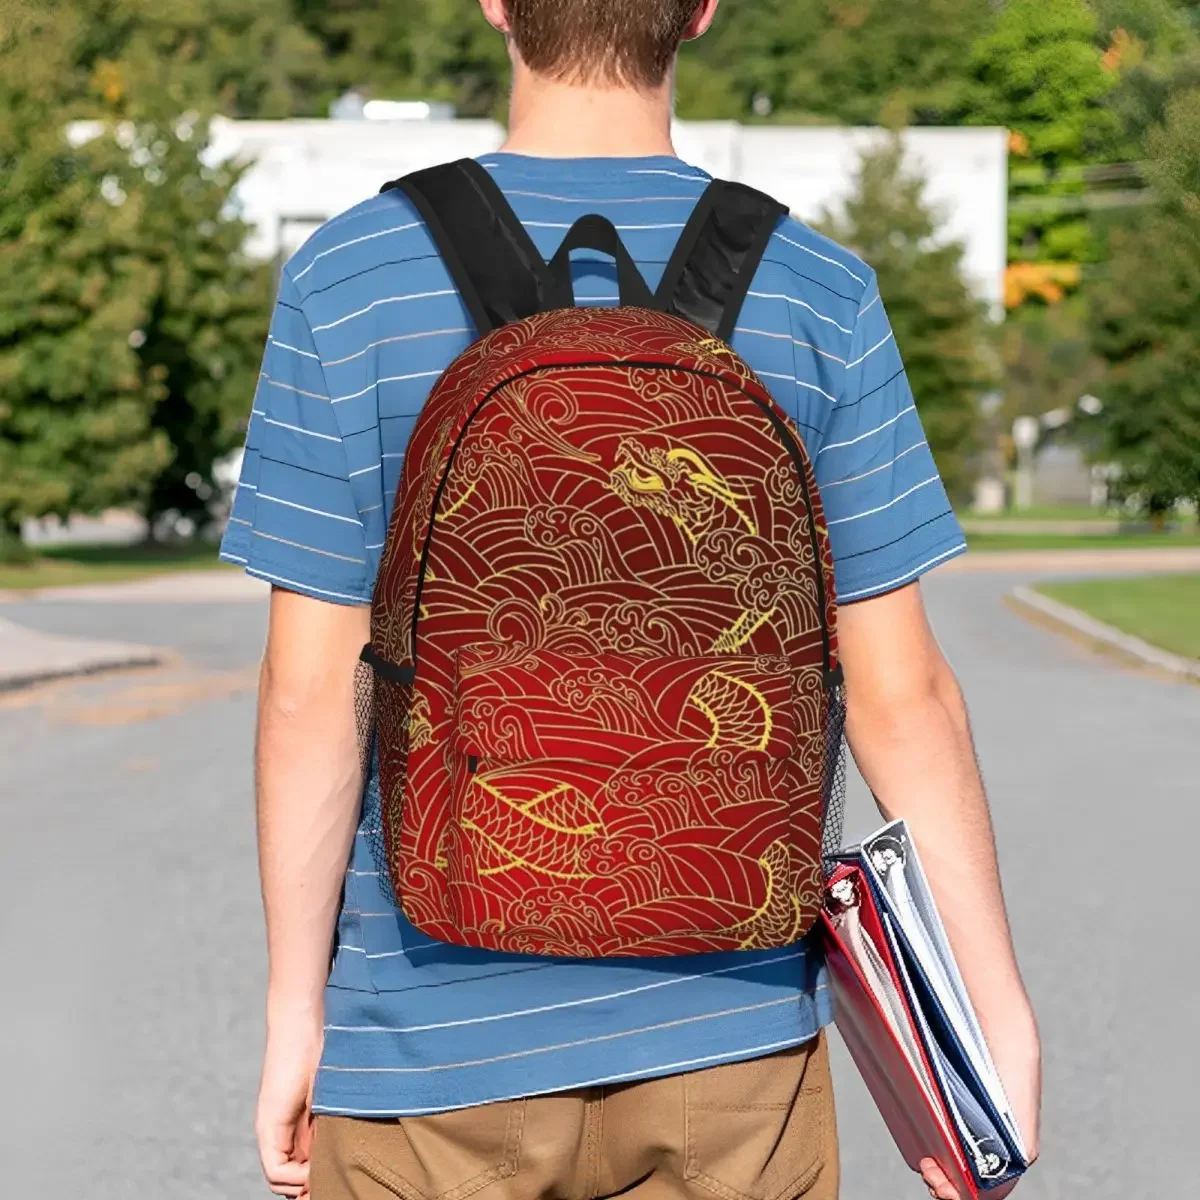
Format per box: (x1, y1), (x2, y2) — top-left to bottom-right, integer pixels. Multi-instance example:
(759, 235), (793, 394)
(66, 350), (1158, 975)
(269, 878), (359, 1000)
(219, 268), (372, 605)
(812, 271), (966, 603)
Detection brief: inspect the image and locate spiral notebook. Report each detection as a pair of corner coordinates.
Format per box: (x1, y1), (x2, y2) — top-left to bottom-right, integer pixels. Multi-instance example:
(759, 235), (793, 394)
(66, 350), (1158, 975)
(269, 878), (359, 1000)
(822, 821), (1030, 1197)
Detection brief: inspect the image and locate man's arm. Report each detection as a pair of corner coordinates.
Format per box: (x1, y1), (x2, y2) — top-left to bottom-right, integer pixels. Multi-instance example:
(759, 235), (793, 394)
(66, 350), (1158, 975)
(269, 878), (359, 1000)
(255, 588), (370, 1199)
(838, 581), (1041, 1196)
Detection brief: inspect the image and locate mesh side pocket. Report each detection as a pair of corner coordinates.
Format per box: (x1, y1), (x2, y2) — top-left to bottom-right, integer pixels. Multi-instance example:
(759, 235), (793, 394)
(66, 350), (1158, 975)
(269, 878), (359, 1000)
(354, 657), (376, 784)
(820, 678), (848, 870)
(362, 669), (415, 908)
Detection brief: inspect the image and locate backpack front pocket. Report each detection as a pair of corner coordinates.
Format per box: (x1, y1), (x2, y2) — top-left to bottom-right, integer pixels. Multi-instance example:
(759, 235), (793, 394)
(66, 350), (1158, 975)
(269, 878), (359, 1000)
(442, 642), (814, 956)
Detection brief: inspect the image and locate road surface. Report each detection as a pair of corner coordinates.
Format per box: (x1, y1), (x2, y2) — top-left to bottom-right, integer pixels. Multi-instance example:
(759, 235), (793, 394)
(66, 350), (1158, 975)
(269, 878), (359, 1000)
(1, 568), (1196, 1198)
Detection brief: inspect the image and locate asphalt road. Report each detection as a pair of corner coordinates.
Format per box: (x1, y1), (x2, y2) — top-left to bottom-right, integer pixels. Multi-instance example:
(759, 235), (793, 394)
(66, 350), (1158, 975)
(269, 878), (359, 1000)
(2, 569), (1197, 1199)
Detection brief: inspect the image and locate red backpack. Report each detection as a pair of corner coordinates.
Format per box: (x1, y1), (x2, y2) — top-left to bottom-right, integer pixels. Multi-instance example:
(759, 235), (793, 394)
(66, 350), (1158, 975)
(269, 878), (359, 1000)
(359, 160), (845, 958)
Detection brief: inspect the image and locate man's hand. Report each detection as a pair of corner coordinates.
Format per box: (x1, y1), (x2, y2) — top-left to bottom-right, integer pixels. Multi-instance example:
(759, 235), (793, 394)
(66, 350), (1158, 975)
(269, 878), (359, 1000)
(839, 582), (1042, 1197)
(254, 588), (370, 1196)
(256, 1007), (324, 1198)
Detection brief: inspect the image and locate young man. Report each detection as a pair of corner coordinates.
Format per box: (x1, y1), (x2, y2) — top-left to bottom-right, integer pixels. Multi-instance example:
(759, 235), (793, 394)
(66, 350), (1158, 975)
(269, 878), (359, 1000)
(221, 3), (1041, 1197)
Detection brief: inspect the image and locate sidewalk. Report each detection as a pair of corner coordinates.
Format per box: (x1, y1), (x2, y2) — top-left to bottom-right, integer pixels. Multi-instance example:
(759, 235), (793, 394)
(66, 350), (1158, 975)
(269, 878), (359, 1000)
(942, 546), (1200, 574)
(0, 615), (163, 691)
(0, 568), (268, 605)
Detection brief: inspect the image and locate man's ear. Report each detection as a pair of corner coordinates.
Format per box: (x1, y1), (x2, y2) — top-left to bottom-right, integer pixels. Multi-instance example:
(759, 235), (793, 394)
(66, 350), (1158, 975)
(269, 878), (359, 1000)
(683, 0), (720, 42)
(479, 0), (511, 35)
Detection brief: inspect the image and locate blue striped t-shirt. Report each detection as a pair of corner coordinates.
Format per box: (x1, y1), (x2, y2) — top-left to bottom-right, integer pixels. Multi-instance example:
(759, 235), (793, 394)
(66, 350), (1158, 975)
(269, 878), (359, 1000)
(220, 153), (966, 1117)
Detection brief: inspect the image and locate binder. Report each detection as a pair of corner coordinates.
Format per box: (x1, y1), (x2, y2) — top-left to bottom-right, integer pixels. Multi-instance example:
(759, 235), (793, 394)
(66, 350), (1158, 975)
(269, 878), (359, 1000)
(822, 821), (1030, 1197)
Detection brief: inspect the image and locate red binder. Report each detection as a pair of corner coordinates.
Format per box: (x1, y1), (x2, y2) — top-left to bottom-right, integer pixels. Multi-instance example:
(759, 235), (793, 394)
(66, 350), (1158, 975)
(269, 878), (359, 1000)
(821, 862), (1018, 1199)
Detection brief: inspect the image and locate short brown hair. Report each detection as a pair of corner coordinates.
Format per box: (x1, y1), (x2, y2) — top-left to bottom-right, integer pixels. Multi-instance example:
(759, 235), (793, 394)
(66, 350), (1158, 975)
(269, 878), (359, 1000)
(506, 0), (701, 89)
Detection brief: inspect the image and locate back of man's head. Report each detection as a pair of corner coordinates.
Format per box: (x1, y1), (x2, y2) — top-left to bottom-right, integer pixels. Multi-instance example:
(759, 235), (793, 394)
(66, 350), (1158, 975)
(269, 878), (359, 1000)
(506, 0), (702, 90)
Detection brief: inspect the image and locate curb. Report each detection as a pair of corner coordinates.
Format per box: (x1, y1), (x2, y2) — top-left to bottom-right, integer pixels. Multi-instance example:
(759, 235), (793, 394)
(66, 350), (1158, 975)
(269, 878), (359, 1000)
(0, 616), (165, 692)
(1010, 586), (1200, 683)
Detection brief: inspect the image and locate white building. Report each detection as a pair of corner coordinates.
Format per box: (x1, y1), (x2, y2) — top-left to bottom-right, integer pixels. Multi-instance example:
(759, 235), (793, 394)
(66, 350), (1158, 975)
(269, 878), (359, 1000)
(208, 118), (1008, 308)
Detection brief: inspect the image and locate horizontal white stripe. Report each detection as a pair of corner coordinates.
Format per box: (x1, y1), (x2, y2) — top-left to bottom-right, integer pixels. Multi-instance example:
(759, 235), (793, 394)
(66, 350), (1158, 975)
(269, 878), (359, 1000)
(838, 542), (967, 602)
(747, 291), (854, 336)
(294, 194), (394, 244)
(858, 291), (882, 318)
(324, 328), (469, 368)
(360, 504), (383, 516)
(735, 327), (848, 366)
(349, 870), (379, 877)
(326, 950), (806, 1033)
(321, 995), (799, 1072)
(382, 453), (405, 460)
(348, 463), (382, 478)
(261, 416), (342, 443)
(771, 232), (867, 285)
(252, 529), (365, 564)
(846, 331), (895, 370)
(821, 441), (926, 488)
(359, 942), (444, 960)
(219, 551), (248, 565)
(795, 339), (849, 366)
(269, 338), (320, 361)
(261, 374), (326, 402)
(505, 190), (701, 203)
(258, 494), (364, 526)
(332, 370), (443, 404)
(227, 516), (251, 526)
(237, 481), (257, 491)
(757, 371), (838, 404)
(365, 542), (385, 551)
(243, 565), (368, 603)
(312, 290), (457, 333)
(827, 474), (941, 526)
(293, 221), (421, 281)
(627, 169), (709, 181)
(818, 404), (915, 455)
(524, 221), (686, 231)
(312, 1036), (817, 1116)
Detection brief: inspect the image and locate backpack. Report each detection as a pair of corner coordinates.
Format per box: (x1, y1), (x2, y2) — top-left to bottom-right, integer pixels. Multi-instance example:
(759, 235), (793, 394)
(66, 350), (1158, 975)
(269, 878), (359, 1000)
(358, 159), (845, 958)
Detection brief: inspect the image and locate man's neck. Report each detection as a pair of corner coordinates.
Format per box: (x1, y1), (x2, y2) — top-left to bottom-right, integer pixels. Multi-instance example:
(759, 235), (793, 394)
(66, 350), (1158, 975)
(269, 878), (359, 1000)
(499, 63), (677, 159)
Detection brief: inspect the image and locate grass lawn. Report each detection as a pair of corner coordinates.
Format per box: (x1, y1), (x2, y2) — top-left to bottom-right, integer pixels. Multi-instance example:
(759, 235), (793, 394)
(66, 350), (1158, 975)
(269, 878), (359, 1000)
(1036, 574), (1200, 661)
(966, 530), (1200, 552)
(964, 505), (1123, 523)
(0, 541), (231, 591)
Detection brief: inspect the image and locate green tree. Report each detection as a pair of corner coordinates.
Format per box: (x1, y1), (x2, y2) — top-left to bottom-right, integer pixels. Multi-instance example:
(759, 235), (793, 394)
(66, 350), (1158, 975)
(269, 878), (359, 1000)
(296, 0), (509, 118)
(1089, 89), (1200, 514)
(74, 0), (328, 119)
(955, 0), (1122, 265)
(121, 111), (273, 529)
(0, 5), (167, 556)
(818, 140), (992, 503)
(688, 0), (990, 126)
(0, 5), (272, 556)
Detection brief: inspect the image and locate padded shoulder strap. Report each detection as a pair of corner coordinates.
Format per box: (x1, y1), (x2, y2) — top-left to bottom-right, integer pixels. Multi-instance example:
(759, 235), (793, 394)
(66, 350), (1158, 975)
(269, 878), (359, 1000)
(655, 180), (789, 342)
(382, 159), (552, 335)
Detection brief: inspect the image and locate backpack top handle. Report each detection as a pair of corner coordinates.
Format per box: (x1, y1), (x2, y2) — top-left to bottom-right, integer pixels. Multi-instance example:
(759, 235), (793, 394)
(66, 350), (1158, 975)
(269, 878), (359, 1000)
(544, 214), (656, 310)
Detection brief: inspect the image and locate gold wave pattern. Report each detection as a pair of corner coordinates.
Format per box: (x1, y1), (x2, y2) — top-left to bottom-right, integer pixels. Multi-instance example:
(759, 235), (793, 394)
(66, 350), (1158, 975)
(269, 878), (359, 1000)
(368, 307), (841, 957)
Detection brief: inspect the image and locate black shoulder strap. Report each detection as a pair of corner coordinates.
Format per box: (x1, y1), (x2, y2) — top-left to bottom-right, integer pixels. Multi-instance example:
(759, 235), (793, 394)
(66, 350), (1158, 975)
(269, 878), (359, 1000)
(655, 180), (788, 342)
(382, 159), (552, 335)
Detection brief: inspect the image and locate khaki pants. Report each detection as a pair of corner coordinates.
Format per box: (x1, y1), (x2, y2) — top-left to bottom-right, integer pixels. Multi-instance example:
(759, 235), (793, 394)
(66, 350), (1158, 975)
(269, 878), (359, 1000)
(311, 1034), (838, 1200)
